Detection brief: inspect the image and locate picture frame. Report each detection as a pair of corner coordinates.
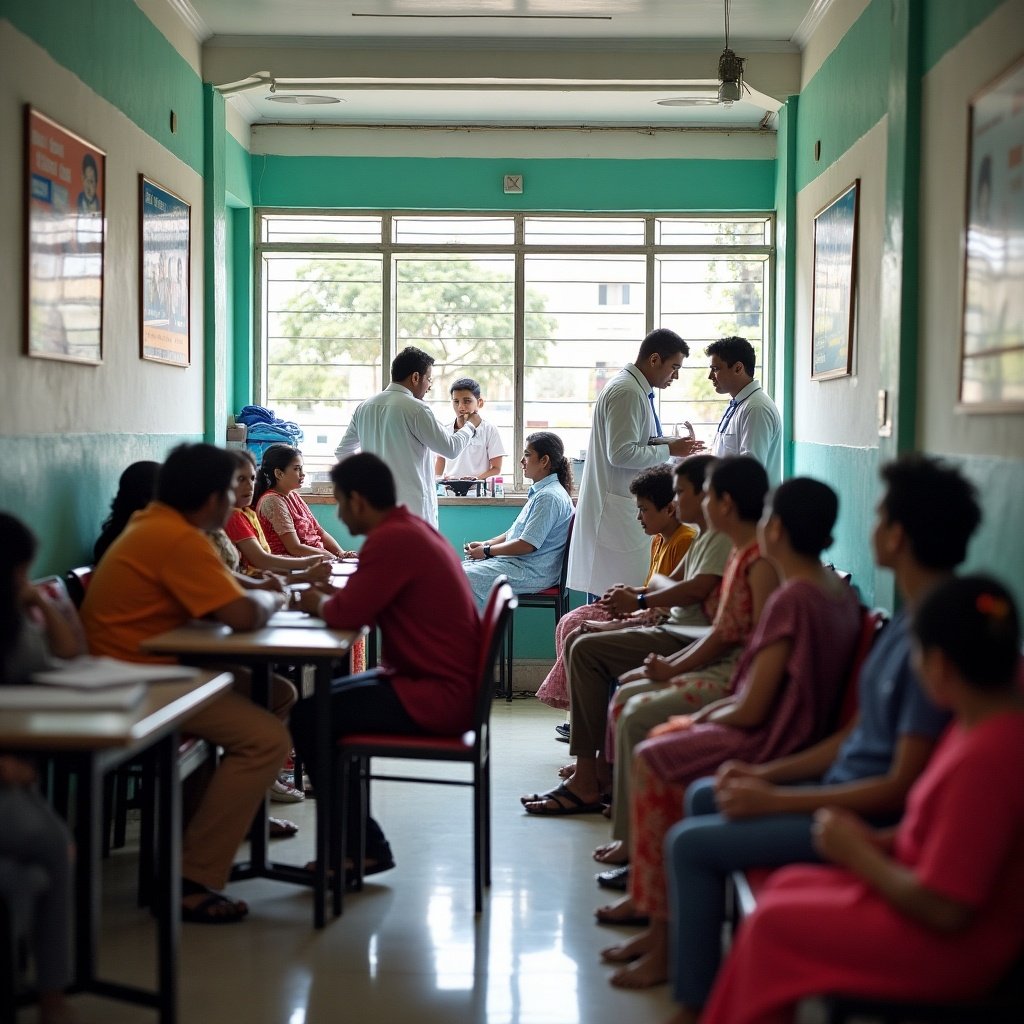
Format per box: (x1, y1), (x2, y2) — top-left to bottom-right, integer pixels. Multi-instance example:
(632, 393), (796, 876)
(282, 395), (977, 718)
(140, 175), (190, 366)
(24, 107), (105, 364)
(959, 55), (1024, 411)
(811, 180), (859, 381)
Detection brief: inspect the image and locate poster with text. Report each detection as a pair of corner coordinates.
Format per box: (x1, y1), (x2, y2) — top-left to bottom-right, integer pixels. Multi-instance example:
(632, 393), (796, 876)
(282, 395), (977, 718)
(25, 107), (105, 364)
(140, 176), (190, 366)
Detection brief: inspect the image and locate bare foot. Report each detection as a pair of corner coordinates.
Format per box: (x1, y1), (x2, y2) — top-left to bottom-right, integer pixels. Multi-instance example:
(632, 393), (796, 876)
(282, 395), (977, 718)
(600, 927), (654, 963)
(609, 946), (669, 989)
(594, 895), (647, 925)
(593, 839), (628, 865)
(557, 762), (575, 780)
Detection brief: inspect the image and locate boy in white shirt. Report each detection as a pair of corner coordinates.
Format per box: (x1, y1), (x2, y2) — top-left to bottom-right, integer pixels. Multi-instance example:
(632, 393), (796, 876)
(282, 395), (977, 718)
(435, 377), (507, 481)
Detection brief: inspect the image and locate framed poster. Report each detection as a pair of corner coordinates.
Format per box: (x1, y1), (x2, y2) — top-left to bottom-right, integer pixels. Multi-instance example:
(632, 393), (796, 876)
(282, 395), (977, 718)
(960, 56), (1024, 411)
(24, 107), (105, 364)
(140, 175), (190, 366)
(811, 180), (859, 381)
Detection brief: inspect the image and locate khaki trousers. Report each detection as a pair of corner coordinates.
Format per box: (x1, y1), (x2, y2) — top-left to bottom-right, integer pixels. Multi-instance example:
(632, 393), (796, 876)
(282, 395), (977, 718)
(180, 669), (294, 890)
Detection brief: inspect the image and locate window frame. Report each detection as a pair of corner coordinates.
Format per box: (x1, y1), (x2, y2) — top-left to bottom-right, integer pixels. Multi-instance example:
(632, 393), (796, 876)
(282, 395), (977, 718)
(254, 210), (776, 491)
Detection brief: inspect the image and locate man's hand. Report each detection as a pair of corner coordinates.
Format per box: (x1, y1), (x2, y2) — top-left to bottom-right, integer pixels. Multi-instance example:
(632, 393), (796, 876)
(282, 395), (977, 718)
(296, 588), (328, 616)
(601, 587), (642, 617)
(667, 437), (706, 458)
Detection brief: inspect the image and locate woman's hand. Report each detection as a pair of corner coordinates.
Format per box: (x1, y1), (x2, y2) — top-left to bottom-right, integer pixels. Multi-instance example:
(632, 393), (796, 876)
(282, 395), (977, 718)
(579, 618), (625, 635)
(464, 541), (487, 561)
(256, 574), (287, 594)
(647, 714), (695, 738)
(812, 807), (877, 867)
(641, 653), (678, 681)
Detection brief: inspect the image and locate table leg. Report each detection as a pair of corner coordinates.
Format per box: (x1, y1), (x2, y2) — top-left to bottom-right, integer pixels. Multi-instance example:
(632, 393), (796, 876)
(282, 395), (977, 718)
(313, 658), (332, 929)
(154, 732), (181, 1024)
(248, 663), (272, 875)
(73, 754), (100, 988)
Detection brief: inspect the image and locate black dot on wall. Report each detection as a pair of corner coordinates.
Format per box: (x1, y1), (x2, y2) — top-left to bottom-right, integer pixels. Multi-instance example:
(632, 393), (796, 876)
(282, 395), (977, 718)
(814, 140), (821, 161)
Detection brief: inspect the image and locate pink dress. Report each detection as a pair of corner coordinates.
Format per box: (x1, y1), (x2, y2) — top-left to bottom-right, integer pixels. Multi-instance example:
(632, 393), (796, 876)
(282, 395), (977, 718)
(701, 712), (1024, 1024)
(630, 579), (862, 917)
(256, 490), (325, 556)
(535, 523), (696, 710)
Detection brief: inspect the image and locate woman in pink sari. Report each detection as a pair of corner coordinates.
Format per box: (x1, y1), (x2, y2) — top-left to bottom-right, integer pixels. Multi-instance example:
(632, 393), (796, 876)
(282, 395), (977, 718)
(254, 444), (351, 558)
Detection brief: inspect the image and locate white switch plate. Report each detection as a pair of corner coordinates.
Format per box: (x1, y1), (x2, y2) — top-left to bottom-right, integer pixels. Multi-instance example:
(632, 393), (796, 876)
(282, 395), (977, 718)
(503, 174), (523, 194)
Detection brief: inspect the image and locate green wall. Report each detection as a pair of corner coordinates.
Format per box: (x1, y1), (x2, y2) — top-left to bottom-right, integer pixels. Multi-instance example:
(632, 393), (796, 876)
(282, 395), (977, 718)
(249, 154), (775, 211)
(5, 0), (203, 172)
(0, 433), (200, 576)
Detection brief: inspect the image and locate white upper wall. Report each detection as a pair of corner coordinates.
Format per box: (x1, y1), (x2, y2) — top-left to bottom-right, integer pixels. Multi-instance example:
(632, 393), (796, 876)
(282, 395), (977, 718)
(792, 117), (886, 447)
(918, 0), (1024, 458)
(0, 20), (205, 436)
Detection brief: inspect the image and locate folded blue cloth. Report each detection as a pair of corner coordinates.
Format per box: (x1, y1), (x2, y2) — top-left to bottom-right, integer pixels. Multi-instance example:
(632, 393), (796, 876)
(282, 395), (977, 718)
(235, 405), (304, 443)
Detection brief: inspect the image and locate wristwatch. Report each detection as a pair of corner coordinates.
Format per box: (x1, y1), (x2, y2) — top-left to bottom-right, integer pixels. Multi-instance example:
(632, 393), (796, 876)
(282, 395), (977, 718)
(636, 591), (647, 610)
(483, 543), (492, 558)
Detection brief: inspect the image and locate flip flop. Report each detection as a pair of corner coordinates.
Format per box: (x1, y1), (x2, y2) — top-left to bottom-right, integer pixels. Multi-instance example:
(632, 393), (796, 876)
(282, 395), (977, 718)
(269, 816), (298, 838)
(180, 882), (248, 925)
(596, 865), (630, 891)
(522, 781), (606, 816)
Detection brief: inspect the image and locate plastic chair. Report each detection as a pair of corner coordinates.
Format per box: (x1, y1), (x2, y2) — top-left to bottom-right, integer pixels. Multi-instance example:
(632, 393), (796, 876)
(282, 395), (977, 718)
(503, 515), (574, 701)
(332, 577), (517, 915)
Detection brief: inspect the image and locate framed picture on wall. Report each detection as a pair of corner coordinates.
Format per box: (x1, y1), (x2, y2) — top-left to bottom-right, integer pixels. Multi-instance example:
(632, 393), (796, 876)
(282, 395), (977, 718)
(140, 175), (190, 366)
(24, 107), (105, 364)
(811, 180), (859, 381)
(959, 55), (1024, 411)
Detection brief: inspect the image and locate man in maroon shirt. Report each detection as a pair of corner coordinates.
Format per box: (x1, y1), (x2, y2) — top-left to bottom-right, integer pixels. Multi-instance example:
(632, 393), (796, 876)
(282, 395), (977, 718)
(292, 452), (481, 874)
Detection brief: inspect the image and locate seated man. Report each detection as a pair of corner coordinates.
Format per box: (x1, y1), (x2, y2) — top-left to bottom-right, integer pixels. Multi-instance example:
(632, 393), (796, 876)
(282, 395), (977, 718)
(81, 443), (292, 924)
(291, 452), (481, 874)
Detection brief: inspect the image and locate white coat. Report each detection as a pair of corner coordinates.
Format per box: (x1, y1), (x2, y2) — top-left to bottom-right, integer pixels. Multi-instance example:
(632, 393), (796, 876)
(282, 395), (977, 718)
(567, 364), (669, 596)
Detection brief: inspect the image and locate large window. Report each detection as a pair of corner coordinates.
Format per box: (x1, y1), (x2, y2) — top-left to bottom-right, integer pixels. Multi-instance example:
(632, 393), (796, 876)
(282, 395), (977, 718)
(257, 213), (773, 488)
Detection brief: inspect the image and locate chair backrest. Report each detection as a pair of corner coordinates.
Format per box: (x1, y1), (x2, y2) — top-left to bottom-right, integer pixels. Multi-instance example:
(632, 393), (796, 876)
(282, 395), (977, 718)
(833, 606), (890, 729)
(474, 578), (517, 727)
(65, 565), (94, 609)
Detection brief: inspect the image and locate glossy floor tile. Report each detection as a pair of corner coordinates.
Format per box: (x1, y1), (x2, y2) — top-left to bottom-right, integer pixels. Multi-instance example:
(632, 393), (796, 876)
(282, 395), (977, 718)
(31, 699), (677, 1024)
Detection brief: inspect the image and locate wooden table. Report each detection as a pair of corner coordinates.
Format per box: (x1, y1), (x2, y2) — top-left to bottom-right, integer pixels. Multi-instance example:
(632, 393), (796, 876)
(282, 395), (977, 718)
(140, 623), (360, 927)
(0, 669), (234, 1024)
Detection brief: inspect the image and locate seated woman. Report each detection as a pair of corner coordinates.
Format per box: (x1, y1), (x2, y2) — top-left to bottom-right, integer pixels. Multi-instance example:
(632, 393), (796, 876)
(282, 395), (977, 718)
(93, 460), (161, 562)
(534, 463), (696, 711)
(599, 478), (863, 990)
(224, 449), (332, 582)
(699, 575), (1024, 1024)
(462, 431), (574, 610)
(254, 444), (351, 559)
(1, 512), (86, 1024)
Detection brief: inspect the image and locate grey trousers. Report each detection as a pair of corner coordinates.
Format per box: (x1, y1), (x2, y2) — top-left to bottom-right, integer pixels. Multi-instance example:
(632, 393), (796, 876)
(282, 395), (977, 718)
(0, 784), (73, 992)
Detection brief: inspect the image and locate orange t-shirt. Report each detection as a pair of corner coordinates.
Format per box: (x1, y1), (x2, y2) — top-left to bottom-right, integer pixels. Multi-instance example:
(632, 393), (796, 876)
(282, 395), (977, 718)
(81, 502), (245, 663)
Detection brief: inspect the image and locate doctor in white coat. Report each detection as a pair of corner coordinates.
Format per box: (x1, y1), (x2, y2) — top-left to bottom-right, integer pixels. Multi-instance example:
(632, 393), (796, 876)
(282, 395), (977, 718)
(567, 328), (703, 598)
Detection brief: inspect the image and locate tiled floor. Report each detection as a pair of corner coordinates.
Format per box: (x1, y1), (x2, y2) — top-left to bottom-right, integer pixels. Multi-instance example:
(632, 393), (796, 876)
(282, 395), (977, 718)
(37, 699), (676, 1024)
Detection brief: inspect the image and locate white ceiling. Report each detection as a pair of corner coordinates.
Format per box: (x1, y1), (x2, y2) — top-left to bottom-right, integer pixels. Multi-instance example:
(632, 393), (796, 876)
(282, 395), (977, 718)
(175, 0), (824, 129)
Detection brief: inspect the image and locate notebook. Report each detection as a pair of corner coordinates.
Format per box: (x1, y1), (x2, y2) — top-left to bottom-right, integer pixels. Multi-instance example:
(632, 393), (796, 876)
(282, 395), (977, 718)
(0, 683), (147, 710)
(31, 656), (200, 689)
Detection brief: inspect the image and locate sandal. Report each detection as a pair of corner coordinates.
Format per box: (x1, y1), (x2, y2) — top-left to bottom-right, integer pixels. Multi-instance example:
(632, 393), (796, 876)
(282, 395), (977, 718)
(522, 781), (606, 816)
(269, 816), (298, 838)
(181, 880), (248, 924)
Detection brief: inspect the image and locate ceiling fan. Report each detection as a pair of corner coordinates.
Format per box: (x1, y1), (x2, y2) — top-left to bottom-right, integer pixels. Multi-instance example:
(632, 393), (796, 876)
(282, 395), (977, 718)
(717, 0), (747, 107)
